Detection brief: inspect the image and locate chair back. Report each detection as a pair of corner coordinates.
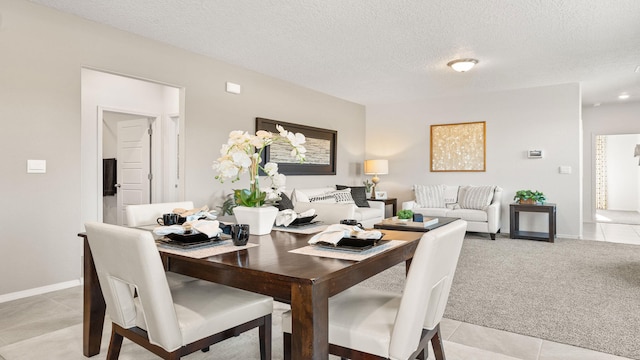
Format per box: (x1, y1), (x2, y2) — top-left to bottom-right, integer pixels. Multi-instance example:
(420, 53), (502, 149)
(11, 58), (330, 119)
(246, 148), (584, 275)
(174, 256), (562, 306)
(389, 220), (467, 359)
(85, 222), (182, 351)
(126, 201), (194, 227)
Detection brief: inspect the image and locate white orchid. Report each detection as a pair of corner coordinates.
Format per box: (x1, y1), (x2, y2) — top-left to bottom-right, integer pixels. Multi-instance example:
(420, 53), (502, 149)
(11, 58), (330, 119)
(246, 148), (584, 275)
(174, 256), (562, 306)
(213, 125), (306, 207)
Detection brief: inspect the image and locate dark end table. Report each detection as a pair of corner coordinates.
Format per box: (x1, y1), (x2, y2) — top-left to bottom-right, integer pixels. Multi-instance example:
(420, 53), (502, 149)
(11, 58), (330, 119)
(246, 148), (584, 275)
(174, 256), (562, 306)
(509, 203), (557, 242)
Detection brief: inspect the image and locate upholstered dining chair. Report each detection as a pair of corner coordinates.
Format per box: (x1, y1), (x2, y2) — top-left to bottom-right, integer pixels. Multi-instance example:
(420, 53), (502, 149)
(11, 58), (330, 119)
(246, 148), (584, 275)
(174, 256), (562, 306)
(125, 201), (197, 287)
(282, 219), (467, 360)
(125, 201), (194, 227)
(85, 222), (273, 360)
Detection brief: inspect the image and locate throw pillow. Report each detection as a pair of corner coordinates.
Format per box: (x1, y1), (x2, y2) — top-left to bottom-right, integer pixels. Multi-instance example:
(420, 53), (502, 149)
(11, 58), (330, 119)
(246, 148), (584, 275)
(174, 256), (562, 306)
(414, 184), (446, 208)
(459, 185), (495, 210)
(277, 193), (294, 211)
(336, 185), (370, 207)
(443, 185), (460, 204)
(330, 188), (355, 204)
(308, 192), (337, 203)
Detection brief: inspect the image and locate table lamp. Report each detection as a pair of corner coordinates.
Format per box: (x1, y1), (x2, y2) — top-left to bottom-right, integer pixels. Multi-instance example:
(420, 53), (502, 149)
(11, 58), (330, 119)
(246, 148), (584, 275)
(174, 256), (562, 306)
(364, 159), (389, 199)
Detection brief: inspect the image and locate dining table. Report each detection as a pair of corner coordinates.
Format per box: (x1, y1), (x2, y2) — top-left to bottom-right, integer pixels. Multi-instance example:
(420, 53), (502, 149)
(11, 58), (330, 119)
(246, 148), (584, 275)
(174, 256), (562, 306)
(80, 227), (424, 359)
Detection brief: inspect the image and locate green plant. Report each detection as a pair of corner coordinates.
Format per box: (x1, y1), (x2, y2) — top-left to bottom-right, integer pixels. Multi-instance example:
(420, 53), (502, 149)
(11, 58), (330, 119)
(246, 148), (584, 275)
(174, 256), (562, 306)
(218, 193), (237, 215)
(513, 190), (546, 204)
(362, 179), (373, 193)
(397, 209), (414, 220)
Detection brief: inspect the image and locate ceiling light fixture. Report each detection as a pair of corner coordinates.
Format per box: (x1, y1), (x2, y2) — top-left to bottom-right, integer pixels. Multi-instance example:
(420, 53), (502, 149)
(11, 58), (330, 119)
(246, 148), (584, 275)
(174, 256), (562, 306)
(447, 58), (479, 72)
(635, 65), (640, 73)
(618, 93), (630, 100)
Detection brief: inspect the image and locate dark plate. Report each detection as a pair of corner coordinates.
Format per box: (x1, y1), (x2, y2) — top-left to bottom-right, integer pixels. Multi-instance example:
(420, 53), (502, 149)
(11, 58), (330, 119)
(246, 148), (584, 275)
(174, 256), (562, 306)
(166, 232), (230, 243)
(289, 214), (318, 226)
(317, 235), (385, 252)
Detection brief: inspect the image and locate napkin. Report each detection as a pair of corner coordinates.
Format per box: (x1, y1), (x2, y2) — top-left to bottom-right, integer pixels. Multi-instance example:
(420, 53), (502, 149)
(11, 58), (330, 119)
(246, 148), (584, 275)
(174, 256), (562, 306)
(190, 220), (222, 238)
(308, 224), (382, 246)
(276, 209), (298, 227)
(153, 225), (186, 236)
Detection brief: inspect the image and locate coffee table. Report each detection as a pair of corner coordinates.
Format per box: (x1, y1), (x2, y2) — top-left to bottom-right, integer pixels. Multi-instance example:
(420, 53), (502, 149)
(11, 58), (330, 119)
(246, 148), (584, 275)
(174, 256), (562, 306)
(374, 216), (459, 232)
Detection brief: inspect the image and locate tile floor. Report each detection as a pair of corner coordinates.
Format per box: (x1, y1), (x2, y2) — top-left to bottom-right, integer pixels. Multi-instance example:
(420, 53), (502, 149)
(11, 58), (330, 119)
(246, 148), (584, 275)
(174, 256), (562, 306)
(0, 222), (638, 360)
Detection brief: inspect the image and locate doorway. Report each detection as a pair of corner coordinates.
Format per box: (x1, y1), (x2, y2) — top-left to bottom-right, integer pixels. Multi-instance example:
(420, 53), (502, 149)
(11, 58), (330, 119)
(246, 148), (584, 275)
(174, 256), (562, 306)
(594, 133), (640, 225)
(81, 68), (184, 226)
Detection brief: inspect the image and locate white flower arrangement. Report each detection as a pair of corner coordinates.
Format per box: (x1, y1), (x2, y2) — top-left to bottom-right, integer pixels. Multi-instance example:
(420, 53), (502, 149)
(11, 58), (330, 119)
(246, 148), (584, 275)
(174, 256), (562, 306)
(213, 125), (306, 207)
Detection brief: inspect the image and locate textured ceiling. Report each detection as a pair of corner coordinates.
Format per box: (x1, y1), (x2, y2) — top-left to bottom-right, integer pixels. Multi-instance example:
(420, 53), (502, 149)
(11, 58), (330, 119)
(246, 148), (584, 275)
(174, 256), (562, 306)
(29, 0), (640, 106)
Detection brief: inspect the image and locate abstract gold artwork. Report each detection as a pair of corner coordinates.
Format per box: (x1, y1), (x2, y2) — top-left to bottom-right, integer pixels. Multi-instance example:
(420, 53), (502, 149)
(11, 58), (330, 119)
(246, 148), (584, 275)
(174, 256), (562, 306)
(430, 121), (486, 172)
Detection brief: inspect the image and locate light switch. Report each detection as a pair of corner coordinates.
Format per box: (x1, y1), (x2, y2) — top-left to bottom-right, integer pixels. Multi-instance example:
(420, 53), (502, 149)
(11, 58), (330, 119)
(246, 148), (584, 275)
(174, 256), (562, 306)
(226, 82), (241, 94)
(27, 159), (46, 173)
(559, 165), (572, 174)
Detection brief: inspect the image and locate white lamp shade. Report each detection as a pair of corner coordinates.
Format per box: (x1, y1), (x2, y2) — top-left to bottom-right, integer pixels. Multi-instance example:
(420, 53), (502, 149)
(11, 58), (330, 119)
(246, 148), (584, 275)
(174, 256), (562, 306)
(364, 159), (389, 175)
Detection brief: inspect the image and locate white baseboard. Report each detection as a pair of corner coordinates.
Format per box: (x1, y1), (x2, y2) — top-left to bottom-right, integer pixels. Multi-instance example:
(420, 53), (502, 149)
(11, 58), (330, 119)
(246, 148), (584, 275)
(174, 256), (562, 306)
(0, 279), (82, 304)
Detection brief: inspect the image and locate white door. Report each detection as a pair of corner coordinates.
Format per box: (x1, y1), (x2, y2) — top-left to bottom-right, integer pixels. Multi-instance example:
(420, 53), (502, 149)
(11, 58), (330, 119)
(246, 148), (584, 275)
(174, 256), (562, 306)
(117, 118), (151, 225)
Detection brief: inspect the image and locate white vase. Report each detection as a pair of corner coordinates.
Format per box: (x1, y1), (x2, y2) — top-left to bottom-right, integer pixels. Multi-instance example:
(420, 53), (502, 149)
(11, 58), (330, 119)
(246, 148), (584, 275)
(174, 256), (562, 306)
(233, 206), (279, 235)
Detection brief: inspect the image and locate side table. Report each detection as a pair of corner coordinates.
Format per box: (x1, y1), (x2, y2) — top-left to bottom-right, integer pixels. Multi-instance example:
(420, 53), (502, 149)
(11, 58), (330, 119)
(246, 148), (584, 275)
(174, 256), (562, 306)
(368, 197), (397, 216)
(509, 203), (557, 243)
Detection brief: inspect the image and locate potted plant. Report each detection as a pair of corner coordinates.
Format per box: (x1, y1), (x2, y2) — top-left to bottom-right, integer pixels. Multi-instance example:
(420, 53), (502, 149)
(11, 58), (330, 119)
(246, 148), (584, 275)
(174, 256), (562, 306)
(363, 179), (373, 198)
(397, 209), (414, 221)
(212, 125), (306, 234)
(514, 190), (546, 204)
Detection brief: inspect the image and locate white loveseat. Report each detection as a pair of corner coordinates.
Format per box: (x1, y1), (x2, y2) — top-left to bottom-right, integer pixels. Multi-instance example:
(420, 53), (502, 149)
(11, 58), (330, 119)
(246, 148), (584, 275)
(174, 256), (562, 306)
(286, 187), (385, 228)
(402, 185), (502, 239)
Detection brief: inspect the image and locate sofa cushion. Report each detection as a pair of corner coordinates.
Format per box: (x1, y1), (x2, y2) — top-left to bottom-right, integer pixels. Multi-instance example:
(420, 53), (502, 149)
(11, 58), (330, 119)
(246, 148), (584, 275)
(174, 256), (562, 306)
(459, 185), (495, 210)
(336, 185), (370, 208)
(448, 208), (488, 222)
(444, 185), (460, 204)
(414, 184), (445, 208)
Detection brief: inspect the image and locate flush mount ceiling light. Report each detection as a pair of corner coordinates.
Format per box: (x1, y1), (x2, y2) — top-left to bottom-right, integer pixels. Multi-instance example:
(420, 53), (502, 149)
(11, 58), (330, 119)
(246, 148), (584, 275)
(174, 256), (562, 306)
(618, 93), (630, 100)
(447, 58), (479, 72)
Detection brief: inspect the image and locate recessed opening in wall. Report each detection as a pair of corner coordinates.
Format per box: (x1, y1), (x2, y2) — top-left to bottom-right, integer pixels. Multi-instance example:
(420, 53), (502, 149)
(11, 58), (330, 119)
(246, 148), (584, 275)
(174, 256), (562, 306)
(81, 68), (185, 225)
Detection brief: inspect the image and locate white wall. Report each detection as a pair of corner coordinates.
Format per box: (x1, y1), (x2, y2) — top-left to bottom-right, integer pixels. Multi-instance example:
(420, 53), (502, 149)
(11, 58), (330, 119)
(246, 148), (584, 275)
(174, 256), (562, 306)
(0, 0), (364, 297)
(582, 102), (640, 221)
(605, 134), (640, 211)
(366, 84), (582, 237)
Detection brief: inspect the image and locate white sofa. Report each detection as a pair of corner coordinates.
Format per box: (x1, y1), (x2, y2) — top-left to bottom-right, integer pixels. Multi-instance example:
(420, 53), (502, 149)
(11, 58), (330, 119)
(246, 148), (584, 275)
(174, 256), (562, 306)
(287, 187), (385, 228)
(402, 185), (502, 239)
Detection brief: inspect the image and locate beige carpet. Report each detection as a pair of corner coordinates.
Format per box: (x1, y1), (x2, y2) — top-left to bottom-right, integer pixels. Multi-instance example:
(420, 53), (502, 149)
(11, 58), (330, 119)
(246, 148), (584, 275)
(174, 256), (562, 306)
(360, 233), (640, 360)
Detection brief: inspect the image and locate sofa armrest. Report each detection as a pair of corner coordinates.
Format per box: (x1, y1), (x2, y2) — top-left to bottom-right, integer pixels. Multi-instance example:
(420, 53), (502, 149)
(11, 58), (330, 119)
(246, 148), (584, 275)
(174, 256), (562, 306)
(294, 202), (356, 225)
(367, 201), (385, 211)
(402, 201), (417, 210)
(486, 201), (501, 233)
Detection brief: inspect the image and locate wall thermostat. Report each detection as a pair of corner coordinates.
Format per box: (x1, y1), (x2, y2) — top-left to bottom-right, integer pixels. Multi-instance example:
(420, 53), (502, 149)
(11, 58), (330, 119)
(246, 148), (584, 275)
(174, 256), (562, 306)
(527, 150), (543, 159)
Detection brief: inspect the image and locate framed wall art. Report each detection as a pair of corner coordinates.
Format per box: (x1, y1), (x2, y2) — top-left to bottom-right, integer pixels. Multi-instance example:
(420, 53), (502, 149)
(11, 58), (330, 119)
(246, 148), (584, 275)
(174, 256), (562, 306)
(256, 117), (337, 175)
(430, 121), (486, 172)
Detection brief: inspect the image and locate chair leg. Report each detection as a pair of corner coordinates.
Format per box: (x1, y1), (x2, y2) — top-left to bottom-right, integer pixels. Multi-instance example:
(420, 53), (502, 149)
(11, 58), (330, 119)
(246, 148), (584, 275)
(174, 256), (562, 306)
(106, 326), (124, 360)
(283, 333), (291, 360)
(430, 324), (446, 360)
(259, 314), (272, 360)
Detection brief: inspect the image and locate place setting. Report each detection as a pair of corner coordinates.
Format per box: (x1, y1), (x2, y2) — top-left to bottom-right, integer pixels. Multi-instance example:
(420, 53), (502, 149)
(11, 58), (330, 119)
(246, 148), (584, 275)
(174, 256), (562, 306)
(288, 219), (406, 261)
(154, 215), (258, 258)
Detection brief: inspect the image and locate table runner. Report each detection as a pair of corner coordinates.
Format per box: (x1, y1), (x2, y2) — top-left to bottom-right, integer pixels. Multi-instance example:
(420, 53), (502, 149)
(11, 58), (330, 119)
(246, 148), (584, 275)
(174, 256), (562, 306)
(158, 240), (258, 259)
(288, 240), (404, 261)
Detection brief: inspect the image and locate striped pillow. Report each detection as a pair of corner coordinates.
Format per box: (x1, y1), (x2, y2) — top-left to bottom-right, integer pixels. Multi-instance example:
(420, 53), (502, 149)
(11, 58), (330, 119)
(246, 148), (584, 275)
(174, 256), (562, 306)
(459, 185), (495, 210)
(330, 189), (355, 204)
(414, 184), (446, 208)
(308, 192), (337, 203)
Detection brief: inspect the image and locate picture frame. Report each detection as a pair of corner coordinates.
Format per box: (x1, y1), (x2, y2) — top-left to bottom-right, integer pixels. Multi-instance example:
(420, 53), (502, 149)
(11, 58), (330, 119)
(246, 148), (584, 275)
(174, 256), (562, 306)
(256, 118), (337, 175)
(430, 121), (486, 172)
(374, 191), (388, 200)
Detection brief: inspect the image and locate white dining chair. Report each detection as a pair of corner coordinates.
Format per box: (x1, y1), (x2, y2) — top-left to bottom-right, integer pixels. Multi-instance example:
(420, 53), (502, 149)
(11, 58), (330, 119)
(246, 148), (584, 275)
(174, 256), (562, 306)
(85, 222), (273, 360)
(126, 201), (195, 227)
(282, 219), (468, 360)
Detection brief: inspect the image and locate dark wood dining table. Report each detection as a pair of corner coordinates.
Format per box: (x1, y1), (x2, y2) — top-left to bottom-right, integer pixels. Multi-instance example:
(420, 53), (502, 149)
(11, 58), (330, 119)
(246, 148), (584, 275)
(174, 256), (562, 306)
(80, 228), (424, 359)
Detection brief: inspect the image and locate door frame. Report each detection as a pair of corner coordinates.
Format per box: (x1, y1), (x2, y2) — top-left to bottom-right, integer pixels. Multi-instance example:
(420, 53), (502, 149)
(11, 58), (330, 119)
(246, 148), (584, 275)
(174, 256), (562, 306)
(98, 106), (162, 222)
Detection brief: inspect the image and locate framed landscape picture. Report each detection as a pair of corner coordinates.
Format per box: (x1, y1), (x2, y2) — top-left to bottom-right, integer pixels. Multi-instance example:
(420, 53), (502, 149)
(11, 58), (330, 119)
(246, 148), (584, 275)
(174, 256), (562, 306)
(256, 118), (337, 175)
(430, 121), (486, 172)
